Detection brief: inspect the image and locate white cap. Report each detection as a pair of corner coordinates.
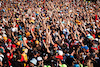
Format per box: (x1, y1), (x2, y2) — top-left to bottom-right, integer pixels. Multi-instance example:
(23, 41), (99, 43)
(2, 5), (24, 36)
(12, 28), (16, 32)
(87, 34), (90, 36)
(58, 50), (63, 56)
(63, 29), (66, 32)
(32, 17), (35, 20)
(57, 21), (59, 23)
(86, 28), (90, 31)
(94, 38), (98, 41)
(69, 10), (72, 12)
(23, 37), (27, 40)
(96, 20), (99, 22)
(37, 56), (42, 61)
(0, 27), (2, 29)
(92, 22), (95, 24)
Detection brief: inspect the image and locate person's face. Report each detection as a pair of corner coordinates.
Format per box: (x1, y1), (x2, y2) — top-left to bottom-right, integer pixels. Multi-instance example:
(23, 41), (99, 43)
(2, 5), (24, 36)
(52, 27), (55, 29)
(40, 27), (42, 30)
(38, 61), (42, 65)
(72, 37), (75, 40)
(30, 63), (34, 67)
(52, 30), (55, 33)
(54, 47), (58, 51)
(12, 48), (16, 51)
(86, 31), (89, 34)
(43, 56), (48, 60)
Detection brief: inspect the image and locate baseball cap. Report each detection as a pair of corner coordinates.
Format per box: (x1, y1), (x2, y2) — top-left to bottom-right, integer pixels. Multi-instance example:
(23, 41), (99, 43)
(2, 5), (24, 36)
(55, 55), (63, 60)
(8, 39), (12, 42)
(58, 50), (63, 56)
(12, 44), (16, 48)
(37, 56), (42, 61)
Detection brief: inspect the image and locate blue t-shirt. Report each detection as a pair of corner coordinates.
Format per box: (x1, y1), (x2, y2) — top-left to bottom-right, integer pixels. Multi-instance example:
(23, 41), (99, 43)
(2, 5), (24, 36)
(74, 64), (80, 67)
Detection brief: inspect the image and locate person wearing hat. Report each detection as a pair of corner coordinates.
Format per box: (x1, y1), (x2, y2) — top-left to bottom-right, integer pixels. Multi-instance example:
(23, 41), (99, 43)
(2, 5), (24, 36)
(37, 56), (44, 67)
(73, 61), (80, 67)
(55, 50), (67, 67)
(30, 58), (37, 67)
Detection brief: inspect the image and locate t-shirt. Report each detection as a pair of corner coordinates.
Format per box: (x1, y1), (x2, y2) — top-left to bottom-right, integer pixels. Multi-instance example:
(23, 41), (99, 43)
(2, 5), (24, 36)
(22, 53), (28, 62)
(74, 64), (80, 67)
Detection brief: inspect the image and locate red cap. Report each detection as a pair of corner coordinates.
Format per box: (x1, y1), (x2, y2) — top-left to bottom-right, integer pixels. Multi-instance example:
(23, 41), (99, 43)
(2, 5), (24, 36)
(12, 44), (16, 48)
(8, 39), (12, 42)
(55, 55), (63, 60)
(16, 25), (19, 27)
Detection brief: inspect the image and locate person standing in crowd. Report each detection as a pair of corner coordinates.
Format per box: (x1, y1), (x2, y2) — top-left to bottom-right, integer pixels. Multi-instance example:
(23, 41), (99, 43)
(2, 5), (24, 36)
(0, 0), (100, 67)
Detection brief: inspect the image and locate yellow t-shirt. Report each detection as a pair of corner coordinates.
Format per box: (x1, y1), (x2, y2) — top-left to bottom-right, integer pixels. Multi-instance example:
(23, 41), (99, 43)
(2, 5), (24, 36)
(22, 53), (28, 62)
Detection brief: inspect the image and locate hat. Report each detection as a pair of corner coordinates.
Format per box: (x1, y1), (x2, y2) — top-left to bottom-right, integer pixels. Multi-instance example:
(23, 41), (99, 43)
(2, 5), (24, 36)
(12, 44), (16, 48)
(3, 37), (7, 41)
(16, 41), (20, 46)
(15, 25), (19, 27)
(63, 29), (68, 35)
(54, 44), (58, 47)
(92, 40), (98, 44)
(55, 55), (63, 60)
(94, 38), (98, 41)
(30, 58), (37, 65)
(58, 50), (63, 56)
(12, 28), (16, 32)
(82, 45), (89, 50)
(16, 18), (19, 20)
(37, 56), (42, 61)
(87, 34), (93, 39)
(26, 32), (30, 37)
(30, 20), (35, 23)
(0, 27), (2, 30)
(56, 21), (59, 23)
(8, 39), (12, 42)
(22, 47), (28, 53)
(23, 37), (27, 40)
(35, 40), (39, 44)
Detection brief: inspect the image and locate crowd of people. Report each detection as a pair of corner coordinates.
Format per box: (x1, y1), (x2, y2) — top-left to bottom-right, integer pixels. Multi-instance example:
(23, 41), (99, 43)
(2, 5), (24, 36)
(0, 0), (100, 67)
